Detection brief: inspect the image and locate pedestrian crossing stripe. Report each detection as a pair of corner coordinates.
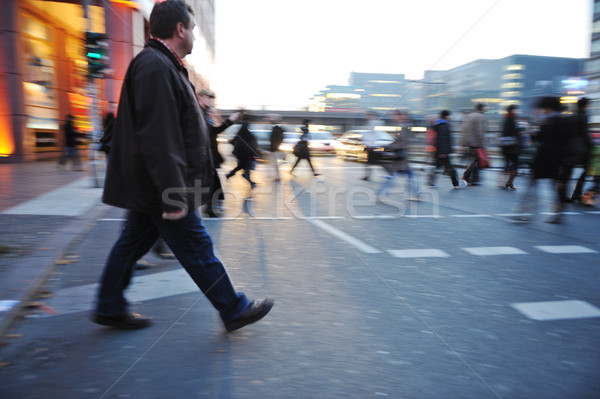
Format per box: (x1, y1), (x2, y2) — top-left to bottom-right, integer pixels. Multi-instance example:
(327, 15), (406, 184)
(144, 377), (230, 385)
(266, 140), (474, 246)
(387, 249), (450, 258)
(511, 300), (600, 321)
(534, 245), (598, 254)
(463, 247), (528, 256)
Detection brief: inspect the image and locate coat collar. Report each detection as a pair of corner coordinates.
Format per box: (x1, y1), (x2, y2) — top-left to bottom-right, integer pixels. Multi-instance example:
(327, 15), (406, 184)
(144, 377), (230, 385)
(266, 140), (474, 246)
(147, 38), (186, 70)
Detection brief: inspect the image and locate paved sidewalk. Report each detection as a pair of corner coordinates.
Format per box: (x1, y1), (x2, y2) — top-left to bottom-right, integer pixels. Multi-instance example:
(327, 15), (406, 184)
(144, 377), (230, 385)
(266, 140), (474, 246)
(0, 160), (108, 336)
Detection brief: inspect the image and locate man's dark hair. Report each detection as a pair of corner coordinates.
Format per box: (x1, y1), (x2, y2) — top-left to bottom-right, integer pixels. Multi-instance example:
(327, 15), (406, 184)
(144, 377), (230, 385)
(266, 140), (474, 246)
(476, 103), (486, 111)
(440, 110), (450, 119)
(578, 97), (589, 111)
(506, 104), (517, 114)
(150, 0), (194, 39)
(537, 96), (562, 112)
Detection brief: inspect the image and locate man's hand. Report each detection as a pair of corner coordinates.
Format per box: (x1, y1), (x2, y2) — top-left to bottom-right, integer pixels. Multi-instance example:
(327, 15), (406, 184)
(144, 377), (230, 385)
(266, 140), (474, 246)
(162, 209), (187, 220)
(229, 112), (241, 122)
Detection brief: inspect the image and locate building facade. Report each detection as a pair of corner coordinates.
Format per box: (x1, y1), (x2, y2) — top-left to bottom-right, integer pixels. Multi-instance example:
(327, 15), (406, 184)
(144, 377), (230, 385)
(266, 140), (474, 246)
(0, 0), (215, 162)
(586, 0), (600, 127)
(311, 55), (585, 123)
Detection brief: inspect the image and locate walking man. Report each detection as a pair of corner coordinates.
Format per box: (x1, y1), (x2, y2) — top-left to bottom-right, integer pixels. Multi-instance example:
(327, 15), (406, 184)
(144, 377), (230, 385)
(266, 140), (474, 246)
(428, 110), (464, 188)
(461, 103), (487, 185)
(91, 0), (273, 331)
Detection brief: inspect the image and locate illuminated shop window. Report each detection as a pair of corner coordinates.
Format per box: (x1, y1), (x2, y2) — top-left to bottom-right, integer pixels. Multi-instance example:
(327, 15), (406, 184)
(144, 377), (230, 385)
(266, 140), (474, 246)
(21, 13), (59, 131)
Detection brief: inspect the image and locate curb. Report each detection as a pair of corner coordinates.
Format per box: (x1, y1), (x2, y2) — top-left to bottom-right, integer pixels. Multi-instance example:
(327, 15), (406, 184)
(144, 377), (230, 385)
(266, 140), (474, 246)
(0, 203), (112, 338)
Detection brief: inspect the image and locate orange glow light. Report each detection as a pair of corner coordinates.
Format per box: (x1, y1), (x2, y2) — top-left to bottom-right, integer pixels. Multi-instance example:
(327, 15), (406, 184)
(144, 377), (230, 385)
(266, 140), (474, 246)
(109, 0), (139, 8)
(0, 116), (15, 157)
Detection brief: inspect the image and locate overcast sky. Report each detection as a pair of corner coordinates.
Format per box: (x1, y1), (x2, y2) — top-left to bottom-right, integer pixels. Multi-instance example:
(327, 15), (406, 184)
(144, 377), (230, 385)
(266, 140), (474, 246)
(206, 0), (592, 110)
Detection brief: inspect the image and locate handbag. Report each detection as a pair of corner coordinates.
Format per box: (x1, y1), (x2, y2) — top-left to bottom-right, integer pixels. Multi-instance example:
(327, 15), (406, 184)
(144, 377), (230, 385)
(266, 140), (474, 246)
(477, 148), (490, 168)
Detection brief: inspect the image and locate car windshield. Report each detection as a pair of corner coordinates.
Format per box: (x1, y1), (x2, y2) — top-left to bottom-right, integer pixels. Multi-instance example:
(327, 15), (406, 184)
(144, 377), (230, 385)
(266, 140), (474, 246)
(309, 132), (334, 141)
(252, 130), (271, 139)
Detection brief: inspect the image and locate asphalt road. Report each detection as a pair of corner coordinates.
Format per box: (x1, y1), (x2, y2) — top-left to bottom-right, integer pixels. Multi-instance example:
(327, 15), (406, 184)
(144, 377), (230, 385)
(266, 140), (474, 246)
(1, 156), (599, 399)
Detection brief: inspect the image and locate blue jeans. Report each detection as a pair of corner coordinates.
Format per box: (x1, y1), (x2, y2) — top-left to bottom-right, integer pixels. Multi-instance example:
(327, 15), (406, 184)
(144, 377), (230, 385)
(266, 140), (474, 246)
(94, 210), (249, 323)
(378, 169), (418, 196)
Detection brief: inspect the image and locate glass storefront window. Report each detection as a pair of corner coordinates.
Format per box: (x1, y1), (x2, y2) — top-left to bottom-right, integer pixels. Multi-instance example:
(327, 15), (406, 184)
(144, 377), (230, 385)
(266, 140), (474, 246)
(21, 13), (59, 132)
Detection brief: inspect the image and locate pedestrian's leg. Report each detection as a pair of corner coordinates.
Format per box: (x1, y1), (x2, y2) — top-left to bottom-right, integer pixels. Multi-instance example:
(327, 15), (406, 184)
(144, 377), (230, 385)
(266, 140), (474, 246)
(290, 157), (300, 173)
(571, 167), (587, 201)
(306, 156), (319, 175)
(226, 164), (242, 179)
(428, 155), (439, 186)
(443, 158), (459, 187)
(94, 211), (160, 316)
(272, 151), (280, 180)
(154, 210), (250, 323)
(407, 168), (419, 197)
(377, 172), (395, 196)
(242, 167), (256, 188)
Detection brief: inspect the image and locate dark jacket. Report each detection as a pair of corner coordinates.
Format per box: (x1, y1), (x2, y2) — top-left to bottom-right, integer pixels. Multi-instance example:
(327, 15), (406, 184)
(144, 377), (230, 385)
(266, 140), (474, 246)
(501, 115), (521, 156)
(203, 109), (232, 168)
(270, 125), (284, 152)
(63, 119), (79, 148)
(102, 39), (213, 214)
(433, 119), (453, 155)
(533, 113), (570, 179)
(231, 123), (259, 167)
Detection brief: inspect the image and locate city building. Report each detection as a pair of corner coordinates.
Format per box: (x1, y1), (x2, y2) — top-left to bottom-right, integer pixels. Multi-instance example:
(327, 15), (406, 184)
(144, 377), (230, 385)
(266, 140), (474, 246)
(0, 0), (215, 162)
(311, 55), (585, 123)
(586, 0), (600, 127)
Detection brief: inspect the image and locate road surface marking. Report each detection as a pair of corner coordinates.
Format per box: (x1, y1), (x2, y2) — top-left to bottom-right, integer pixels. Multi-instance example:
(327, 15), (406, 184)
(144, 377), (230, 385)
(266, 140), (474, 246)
(462, 246), (528, 256)
(2, 177), (102, 216)
(387, 249), (450, 258)
(511, 300), (600, 321)
(534, 245), (597, 254)
(308, 219), (381, 253)
(40, 268), (199, 316)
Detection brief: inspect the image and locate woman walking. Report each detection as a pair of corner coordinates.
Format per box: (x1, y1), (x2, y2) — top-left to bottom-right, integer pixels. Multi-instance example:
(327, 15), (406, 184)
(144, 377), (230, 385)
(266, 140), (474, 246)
(226, 116), (260, 189)
(290, 119), (320, 176)
(500, 105), (522, 190)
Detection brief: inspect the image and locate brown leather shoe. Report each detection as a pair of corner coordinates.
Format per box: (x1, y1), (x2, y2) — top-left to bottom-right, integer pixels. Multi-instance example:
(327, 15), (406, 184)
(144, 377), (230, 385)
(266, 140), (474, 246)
(225, 298), (274, 332)
(91, 312), (153, 330)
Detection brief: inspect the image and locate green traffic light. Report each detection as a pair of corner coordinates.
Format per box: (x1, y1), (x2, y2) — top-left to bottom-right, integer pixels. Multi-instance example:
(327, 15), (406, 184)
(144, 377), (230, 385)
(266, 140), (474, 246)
(87, 52), (103, 59)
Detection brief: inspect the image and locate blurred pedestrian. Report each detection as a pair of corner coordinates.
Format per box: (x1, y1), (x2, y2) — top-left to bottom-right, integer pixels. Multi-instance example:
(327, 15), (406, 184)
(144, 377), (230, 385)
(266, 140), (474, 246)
(570, 97), (593, 202)
(499, 105), (522, 190)
(461, 103), (487, 185)
(58, 114), (83, 171)
(92, 0), (273, 331)
(226, 115), (260, 189)
(269, 115), (285, 181)
(290, 119), (320, 176)
(377, 110), (419, 199)
(197, 88), (241, 217)
(428, 110), (464, 189)
(361, 111), (380, 180)
(513, 96), (571, 223)
(99, 105), (115, 155)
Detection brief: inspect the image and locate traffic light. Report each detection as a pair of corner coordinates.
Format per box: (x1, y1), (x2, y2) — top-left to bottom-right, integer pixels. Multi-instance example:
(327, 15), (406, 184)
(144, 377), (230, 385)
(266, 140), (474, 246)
(85, 32), (109, 78)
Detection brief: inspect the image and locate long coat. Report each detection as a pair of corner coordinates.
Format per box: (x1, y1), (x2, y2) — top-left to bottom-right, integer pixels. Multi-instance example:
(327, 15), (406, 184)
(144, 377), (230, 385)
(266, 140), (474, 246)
(433, 119), (453, 155)
(460, 112), (485, 148)
(533, 113), (570, 179)
(501, 115), (521, 156)
(102, 39), (213, 214)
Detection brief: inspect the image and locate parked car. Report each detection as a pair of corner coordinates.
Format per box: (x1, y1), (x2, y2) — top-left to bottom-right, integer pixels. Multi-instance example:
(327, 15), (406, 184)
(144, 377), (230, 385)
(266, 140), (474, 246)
(335, 130), (394, 161)
(279, 131), (336, 156)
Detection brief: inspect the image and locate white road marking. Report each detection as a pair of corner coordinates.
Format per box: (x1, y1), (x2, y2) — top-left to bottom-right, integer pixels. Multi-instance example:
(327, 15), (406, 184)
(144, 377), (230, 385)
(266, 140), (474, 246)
(534, 245), (597, 254)
(511, 300), (600, 321)
(308, 219), (381, 253)
(387, 249), (450, 258)
(2, 177), (102, 216)
(450, 214), (492, 218)
(462, 246), (528, 256)
(41, 268), (199, 316)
